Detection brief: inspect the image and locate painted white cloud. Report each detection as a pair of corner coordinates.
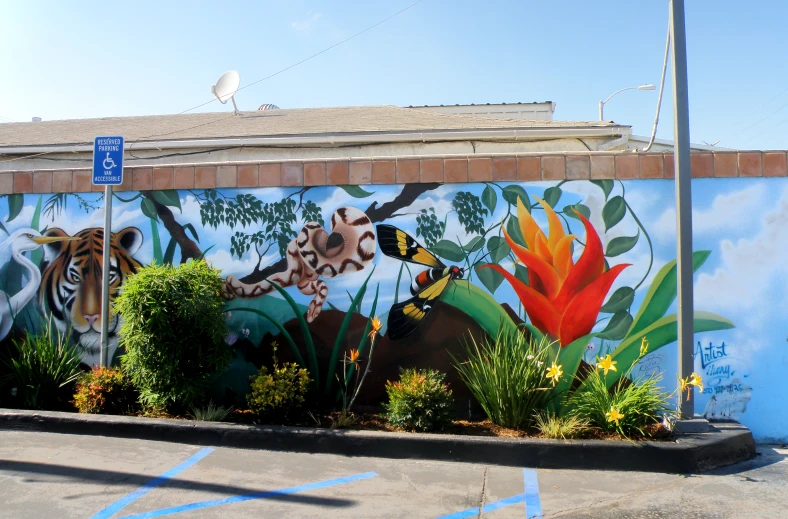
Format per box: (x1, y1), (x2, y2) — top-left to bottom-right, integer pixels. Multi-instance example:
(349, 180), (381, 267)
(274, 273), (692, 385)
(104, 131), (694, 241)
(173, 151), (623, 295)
(694, 184), (788, 326)
(653, 184), (766, 243)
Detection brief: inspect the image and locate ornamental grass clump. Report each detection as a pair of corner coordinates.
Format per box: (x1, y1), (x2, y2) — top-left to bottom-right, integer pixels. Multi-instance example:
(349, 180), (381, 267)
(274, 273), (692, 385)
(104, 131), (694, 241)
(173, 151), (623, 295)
(568, 340), (670, 438)
(73, 367), (139, 415)
(451, 330), (553, 429)
(247, 342), (311, 424)
(384, 368), (454, 433)
(114, 260), (230, 414)
(4, 318), (83, 411)
(534, 412), (590, 440)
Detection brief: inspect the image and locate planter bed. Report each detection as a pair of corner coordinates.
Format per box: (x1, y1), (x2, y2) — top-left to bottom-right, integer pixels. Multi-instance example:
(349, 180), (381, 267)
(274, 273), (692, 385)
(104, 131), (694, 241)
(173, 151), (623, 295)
(0, 408), (754, 474)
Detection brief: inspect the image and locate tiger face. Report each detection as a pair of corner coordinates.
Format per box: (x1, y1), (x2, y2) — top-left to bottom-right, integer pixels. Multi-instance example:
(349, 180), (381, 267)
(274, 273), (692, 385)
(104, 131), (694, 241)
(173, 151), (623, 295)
(38, 227), (143, 367)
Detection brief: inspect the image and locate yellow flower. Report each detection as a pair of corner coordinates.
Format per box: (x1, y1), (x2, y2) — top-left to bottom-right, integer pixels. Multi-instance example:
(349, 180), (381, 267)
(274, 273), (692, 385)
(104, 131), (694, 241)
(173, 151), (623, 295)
(689, 372), (704, 392)
(639, 337), (649, 357)
(369, 316), (382, 339)
(606, 407), (625, 426)
(596, 354), (617, 376)
(545, 362), (563, 386)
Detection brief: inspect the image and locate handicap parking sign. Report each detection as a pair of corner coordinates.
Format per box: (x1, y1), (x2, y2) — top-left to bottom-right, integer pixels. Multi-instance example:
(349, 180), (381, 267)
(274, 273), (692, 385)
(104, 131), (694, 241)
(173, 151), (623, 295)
(93, 136), (124, 185)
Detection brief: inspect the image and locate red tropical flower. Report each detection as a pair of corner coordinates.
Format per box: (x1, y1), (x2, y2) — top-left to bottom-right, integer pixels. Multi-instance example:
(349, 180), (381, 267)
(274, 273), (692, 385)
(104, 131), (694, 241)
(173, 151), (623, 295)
(479, 197), (629, 347)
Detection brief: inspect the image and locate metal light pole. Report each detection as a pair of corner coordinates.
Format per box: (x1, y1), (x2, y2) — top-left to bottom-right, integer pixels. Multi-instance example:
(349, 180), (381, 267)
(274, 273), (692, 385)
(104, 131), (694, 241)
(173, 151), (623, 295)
(598, 84), (655, 121)
(670, 0), (694, 418)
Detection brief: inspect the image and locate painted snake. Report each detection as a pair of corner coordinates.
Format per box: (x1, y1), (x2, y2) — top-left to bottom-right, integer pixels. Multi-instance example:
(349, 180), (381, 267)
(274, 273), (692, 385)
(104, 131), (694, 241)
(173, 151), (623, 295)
(222, 207), (377, 322)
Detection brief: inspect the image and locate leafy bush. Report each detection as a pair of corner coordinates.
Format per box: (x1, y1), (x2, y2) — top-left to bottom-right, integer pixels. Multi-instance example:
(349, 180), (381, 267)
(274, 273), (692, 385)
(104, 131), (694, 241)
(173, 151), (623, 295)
(568, 366), (670, 438)
(451, 330), (553, 429)
(3, 319), (83, 410)
(534, 412), (590, 440)
(247, 344), (311, 423)
(384, 368), (454, 432)
(115, 260), (230, 413)
(73, 367), (139, 415)
(190, 401), (233, 422)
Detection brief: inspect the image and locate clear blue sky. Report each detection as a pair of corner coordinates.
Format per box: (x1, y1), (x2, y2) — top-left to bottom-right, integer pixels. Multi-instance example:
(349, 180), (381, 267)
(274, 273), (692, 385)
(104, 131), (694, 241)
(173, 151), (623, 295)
(1, 1), (786, 150)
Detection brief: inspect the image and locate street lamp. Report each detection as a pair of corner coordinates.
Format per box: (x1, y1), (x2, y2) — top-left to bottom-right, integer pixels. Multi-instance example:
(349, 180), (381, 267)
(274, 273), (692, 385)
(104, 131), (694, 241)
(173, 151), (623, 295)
(598, 84), (655, 121)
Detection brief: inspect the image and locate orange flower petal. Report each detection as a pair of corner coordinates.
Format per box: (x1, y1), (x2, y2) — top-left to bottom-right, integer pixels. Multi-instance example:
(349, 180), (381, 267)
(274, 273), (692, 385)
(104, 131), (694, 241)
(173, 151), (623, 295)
(553, 234), (576, 282)
(502, 226), (560, 299)
(534, 196), (566, 251)
(534, 232), (553, 264)
(558, 263), (630, 346)
(516, 198), (545, 251)
(478, 264), (561, 339)
(553, 212), (606, 314)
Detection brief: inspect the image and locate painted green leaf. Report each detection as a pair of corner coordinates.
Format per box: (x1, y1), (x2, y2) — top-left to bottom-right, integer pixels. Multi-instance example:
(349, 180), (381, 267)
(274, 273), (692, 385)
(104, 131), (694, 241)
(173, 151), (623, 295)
(605, 231), (639, 257)
(476, 266), (504, 294)
(150, 219), (162, 264)
(563, 203), (591, 221)
(196, 245), (214, 261)
(6, 194), (23, 223)
(488, 236), (510, 264)
(141, 198), (159, 221)
(30, 196), (43, 267)
(432, 240), (465, 262)
(602, 196), (626, 231)
(514, 263), (529, 286)
(543, 186), (562, 208)
(163, 237), (178, 265)
(600, 286), (635, 314)
(183, 223), (200, 243)
(440, 280), (518, 340)
(591, 179), (614, 200)
(152, 190), (182, 212)
(482, 185), (497, 214)
(338, 185), (375, 198)
(506, 216), (526, 247)
(0, 221), (8, 235)
(232, 307), (305, 369)
(596, 311), (633, 341)
(605, 311), (735, 389)
(463, 235), (486, 253)
(502, 185), (529, 210)
(552, 333), (595, 414)
(627, 251), (711, 340)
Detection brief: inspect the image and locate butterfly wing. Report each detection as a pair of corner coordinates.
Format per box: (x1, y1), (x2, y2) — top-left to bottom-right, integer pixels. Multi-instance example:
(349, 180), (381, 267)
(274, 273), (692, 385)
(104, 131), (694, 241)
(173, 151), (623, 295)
(386, 273), (452, 340)
(376, 224), (445, 268)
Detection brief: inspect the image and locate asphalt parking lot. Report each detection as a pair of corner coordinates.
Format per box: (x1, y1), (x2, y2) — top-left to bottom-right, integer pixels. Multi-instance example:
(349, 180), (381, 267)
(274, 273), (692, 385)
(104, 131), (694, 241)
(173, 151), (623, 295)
(0, 430), (786, 518)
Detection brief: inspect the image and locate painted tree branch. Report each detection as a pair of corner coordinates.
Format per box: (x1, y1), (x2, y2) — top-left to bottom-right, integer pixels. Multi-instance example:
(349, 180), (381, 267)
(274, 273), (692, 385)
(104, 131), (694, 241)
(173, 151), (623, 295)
(142, 192), (202, 263)
(364, 183), (441, 223)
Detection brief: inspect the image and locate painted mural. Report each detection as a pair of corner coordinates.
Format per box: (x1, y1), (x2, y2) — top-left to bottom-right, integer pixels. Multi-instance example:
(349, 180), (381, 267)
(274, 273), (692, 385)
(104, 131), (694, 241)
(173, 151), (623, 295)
(0, 178), (783, 441)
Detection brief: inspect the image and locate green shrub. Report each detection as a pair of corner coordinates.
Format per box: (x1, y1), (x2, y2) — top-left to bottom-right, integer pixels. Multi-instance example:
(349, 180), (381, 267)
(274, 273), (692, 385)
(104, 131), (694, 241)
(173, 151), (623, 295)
(247, 344), (311, 423)
(3, 319), (83, 410)
(451, 330), (553, 429)
(73, 367), (139, 415)
(190, 401), (233, 422)
(384, 368), (454, 432)
(534, 412), (590, 440)
(568, 366), (670, 438)
(115, 260), (230, 413)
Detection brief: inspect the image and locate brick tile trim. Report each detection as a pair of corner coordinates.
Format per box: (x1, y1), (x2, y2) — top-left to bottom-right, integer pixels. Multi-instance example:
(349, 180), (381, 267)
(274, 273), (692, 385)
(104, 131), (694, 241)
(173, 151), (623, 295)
(8, 151), (785, 192)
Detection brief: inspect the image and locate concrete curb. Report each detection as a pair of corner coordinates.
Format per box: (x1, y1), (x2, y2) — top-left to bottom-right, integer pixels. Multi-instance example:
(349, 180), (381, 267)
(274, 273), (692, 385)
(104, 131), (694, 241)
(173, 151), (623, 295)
(0, 409), (755, 474)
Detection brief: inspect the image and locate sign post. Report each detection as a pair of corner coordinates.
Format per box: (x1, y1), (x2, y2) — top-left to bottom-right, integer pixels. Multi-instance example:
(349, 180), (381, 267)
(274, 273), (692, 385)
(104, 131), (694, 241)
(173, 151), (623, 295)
(93, 136), (124, 368)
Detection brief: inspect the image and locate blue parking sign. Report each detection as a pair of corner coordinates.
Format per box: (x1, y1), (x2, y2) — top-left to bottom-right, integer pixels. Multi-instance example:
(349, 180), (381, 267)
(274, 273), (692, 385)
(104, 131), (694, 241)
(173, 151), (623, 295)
(93, 136), (124, 185)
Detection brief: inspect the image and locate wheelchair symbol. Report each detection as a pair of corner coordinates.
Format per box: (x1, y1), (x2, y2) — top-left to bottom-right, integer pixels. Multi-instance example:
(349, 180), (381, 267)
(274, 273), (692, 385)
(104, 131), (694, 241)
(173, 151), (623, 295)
(103, 152), (116, 170)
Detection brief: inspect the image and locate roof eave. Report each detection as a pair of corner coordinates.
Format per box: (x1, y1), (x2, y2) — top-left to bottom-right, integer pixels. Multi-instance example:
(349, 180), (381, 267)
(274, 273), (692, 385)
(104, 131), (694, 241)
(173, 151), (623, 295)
(0, 125), (630, 155)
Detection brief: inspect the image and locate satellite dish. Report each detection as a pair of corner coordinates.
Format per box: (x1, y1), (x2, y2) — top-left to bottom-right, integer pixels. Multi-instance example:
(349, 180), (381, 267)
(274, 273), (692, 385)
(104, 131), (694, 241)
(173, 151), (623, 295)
(211, 70), (241, 115)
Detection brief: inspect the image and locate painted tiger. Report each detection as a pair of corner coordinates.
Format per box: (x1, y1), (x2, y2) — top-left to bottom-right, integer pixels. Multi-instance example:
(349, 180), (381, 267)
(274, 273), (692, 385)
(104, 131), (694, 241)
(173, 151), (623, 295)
(223, 206), (376, 322)
(38, 227), (144, 368)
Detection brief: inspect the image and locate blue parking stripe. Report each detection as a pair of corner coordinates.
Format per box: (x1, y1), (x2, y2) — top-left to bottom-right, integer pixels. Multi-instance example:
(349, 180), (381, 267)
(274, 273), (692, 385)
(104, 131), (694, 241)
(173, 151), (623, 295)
(523, 469), (542, 519)
(90, 448), (214, 519)
(435, 493), (528, 519)
(116, 471), (379, 519)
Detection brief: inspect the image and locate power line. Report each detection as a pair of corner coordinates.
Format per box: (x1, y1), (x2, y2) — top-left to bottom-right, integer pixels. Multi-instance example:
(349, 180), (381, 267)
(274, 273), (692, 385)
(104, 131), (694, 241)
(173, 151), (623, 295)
(721, 87), (788, 144)
(177, 0), (427, 115)
(0, 0), (427, 164)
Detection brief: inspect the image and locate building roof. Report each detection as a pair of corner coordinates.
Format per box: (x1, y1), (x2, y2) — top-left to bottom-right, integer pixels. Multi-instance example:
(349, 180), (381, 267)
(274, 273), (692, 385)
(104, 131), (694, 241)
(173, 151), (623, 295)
(0, 105), (627, 150)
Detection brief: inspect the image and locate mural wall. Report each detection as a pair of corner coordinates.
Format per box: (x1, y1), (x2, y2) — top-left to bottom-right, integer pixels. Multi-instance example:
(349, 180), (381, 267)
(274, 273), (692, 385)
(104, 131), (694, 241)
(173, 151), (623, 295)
(0, 178), (783, 441)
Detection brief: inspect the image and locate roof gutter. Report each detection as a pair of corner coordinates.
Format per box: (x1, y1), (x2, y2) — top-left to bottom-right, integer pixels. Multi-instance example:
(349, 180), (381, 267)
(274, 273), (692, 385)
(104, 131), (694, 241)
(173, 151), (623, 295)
(0, 126), (630, 155)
